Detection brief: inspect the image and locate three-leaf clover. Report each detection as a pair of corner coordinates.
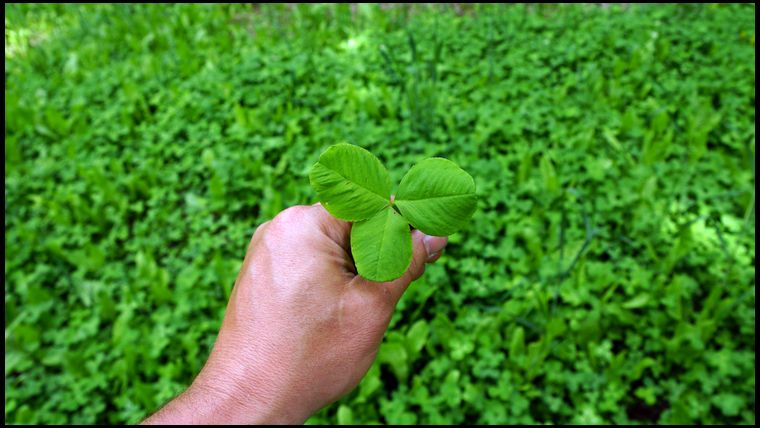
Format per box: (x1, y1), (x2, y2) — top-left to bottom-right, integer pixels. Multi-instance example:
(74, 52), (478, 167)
(309, 144), (477, 282)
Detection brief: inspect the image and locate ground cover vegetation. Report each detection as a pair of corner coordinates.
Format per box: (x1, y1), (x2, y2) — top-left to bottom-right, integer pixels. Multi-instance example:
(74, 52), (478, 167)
(4, 3), (755, 424)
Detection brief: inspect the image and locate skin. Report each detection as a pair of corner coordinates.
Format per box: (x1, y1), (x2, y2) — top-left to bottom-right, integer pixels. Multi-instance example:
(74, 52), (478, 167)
(142, 203), (448, 425)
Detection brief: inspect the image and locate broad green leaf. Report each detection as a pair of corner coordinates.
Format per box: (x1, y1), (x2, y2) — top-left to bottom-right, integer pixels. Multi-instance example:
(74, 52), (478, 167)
(539, 154), (559, 195)
(309, 144), (391, 221)
(395, 158), (477, 236)
(350, 206), (412, 282)
(377, 340), (409, 382)
(405, 320), (430, 355)
(509, 326), (525, 358)
(622, 294), (650, 309)
(336, 405), (354, 425)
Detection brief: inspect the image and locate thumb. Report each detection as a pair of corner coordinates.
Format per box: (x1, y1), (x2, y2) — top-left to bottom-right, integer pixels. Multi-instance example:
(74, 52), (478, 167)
(383, 230), (448, 304)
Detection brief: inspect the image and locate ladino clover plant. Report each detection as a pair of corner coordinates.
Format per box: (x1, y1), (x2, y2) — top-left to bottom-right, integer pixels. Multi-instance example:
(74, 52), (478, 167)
(309, 144), (477, 282)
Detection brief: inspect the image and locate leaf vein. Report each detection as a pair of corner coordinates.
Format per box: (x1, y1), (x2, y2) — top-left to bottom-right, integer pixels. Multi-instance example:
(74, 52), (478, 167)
(322, 163), (389, 204)
(397, 193), (473, 202)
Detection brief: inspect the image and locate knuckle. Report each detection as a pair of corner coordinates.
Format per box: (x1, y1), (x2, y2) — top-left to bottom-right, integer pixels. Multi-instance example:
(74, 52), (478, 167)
(273, 205), (308, 225)
(249, 221), (271, 248)
(254, 220), (271, 236)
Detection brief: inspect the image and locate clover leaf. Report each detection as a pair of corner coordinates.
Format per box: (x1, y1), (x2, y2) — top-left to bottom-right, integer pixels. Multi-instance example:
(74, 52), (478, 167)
(395, 158), (478, 236)
(309, 143), (477, 282)
(309, 144), (392, 221)
(351, 206), (413, 283)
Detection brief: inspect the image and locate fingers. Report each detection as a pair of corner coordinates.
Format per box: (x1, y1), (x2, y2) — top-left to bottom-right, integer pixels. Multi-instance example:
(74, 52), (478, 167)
(310, 203), (352, 253)
(381, 230), (448, 305)
(263, 204), (446, 308)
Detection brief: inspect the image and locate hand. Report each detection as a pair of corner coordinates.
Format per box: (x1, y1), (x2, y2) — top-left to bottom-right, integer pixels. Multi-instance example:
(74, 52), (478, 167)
(142, 203), (448, 425)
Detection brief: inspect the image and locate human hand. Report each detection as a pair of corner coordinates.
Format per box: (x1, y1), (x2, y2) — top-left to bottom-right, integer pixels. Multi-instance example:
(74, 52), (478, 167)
(142, 203), (448, 425)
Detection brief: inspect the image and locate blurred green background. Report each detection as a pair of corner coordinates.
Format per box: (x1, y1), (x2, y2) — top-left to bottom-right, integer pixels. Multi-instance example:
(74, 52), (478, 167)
(4, 3), (755, 424)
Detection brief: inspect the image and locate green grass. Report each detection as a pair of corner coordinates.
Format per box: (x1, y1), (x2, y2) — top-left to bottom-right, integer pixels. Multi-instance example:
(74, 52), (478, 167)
(4, 3), (755, 425)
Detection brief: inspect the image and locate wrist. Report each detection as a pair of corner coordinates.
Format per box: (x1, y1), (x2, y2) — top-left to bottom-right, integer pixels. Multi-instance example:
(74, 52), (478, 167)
(188, 367), (290, 425)
(143, 367), (300, 425)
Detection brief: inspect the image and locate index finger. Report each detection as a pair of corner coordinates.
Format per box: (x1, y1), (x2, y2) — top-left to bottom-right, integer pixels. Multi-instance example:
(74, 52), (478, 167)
(311, 202), (352, 255)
